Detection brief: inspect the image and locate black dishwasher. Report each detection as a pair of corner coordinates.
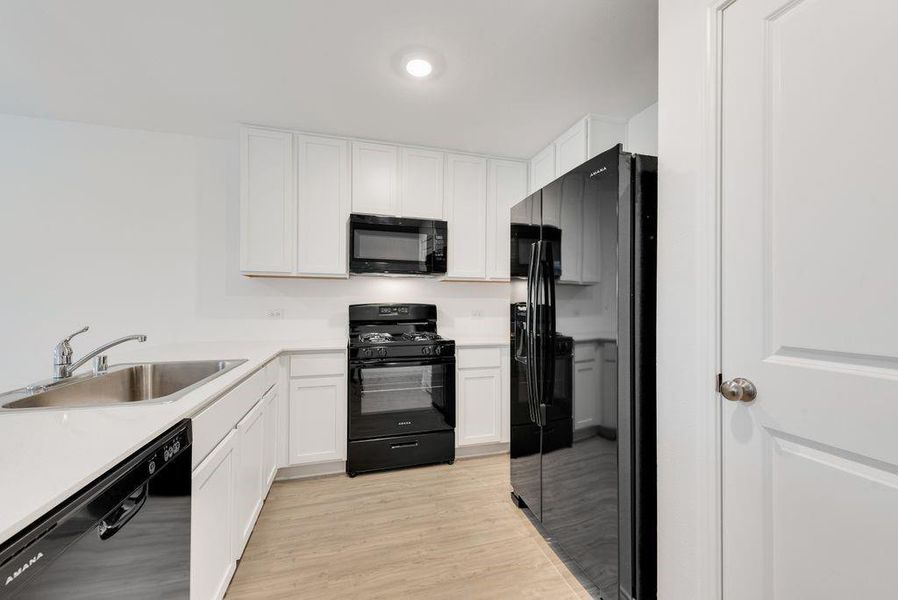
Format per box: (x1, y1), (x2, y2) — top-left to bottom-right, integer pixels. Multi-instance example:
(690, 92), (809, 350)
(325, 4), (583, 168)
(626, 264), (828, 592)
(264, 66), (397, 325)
(0, 420), (192, 599)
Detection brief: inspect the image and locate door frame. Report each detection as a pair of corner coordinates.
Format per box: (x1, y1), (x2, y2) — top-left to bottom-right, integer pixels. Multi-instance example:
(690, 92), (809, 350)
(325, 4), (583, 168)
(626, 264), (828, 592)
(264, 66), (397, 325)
(683, 1), (740, 598)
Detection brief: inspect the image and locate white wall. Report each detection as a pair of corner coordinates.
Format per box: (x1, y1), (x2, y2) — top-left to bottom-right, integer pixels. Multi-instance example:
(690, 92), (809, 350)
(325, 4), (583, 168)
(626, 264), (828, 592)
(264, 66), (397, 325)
(0, 114), (615, 391)
(657, 1), (719, 599)
(626, 102), (658, 155)
(0, 115), (518, 391)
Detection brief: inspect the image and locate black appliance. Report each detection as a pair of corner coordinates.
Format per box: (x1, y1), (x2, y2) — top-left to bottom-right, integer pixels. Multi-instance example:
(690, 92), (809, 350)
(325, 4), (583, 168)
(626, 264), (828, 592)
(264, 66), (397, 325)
(510, 223), (561, 278)
(349, 214), (447, 275)
(509, 144), (657, 599)
(0, 420), (192, 599)
(347, 303), (455, 476)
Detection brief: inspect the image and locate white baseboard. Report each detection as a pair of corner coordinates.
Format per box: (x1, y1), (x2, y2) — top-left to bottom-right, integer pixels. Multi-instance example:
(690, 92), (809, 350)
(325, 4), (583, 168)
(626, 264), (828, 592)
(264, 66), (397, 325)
(275, 460), (346, 481)
(455, 442), (509, 459)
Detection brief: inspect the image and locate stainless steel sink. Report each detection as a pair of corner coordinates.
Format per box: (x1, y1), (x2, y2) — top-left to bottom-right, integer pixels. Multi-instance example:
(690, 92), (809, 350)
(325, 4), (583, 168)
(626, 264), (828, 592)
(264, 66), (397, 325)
(0, 359), (247, 410)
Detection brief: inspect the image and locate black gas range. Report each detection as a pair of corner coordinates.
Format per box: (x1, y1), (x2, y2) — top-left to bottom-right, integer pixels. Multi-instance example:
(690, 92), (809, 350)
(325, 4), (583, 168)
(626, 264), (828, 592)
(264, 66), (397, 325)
(346, 304), (456, 477)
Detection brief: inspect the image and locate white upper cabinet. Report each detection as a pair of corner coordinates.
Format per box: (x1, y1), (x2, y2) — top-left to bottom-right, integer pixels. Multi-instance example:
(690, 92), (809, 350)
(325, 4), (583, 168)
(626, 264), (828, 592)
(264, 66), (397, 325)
(541, 179), (562, 228)
(240, 128), (294, 274)
(586, 114), (627, 159)
(529, 144), (555, 193)
(580, 177), (601, 284)
(559, 175), (584, 284)
(295, 134), (350, 277)
(554, 118), (588, 177)
(351, 141), (399, 216)
(444, 153), (488, 279)
(242, 125), (526, 281)
(486, 158), (527, 280)
(399, 147), (444, 219)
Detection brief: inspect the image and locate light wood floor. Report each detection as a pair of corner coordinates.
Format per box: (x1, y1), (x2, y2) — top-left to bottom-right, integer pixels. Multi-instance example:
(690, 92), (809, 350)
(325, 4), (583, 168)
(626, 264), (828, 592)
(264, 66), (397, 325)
(225, 454), (591, 599)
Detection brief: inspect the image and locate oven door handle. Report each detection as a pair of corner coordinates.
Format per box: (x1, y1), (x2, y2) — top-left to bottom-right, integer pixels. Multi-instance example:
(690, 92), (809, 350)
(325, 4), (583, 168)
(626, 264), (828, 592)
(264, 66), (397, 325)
(350, 357), (455, 369)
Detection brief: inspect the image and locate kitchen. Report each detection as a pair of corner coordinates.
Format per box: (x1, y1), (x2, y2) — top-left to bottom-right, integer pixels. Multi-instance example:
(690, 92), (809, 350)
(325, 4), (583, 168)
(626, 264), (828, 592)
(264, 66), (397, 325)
(2, 1), (897, 599)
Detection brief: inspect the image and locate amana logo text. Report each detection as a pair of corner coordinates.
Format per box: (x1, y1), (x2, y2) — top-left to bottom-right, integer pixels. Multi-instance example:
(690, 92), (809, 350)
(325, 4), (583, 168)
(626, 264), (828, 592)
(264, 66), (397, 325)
(4, 552), (43, 586)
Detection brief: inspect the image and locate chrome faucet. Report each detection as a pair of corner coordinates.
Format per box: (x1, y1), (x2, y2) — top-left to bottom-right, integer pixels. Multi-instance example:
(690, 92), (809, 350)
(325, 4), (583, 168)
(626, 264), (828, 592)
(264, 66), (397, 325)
(53, 326), (147, 379)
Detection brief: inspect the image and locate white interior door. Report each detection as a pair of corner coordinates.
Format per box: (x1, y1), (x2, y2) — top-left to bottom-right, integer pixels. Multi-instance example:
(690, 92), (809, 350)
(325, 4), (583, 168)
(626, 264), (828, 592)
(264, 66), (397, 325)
(720, 1), (898, 598)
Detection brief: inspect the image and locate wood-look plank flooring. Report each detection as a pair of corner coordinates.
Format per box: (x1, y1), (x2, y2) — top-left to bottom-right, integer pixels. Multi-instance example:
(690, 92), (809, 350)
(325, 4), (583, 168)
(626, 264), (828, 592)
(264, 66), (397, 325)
(226, 455), (590, 600)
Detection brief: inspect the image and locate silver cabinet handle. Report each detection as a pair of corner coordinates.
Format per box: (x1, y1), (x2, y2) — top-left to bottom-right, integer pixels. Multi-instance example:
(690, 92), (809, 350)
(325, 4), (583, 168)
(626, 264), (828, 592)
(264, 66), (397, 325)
(719, 377), (757, 402)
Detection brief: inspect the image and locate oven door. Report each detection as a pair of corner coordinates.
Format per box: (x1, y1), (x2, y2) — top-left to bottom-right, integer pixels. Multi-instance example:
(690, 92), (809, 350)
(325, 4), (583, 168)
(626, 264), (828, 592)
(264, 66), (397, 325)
(349, 357), (455, 440)
(349, 214), (447, 275)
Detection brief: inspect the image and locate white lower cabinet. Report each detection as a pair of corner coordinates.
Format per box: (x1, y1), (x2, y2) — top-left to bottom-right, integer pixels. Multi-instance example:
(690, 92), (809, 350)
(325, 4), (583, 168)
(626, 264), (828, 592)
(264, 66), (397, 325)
(456, 346), (510, 447)
(190, 359), (280, 600)
(573, 341), (604, 431)
(191, 430), (237, 600)
(234, 398), (265, 557)
(262, 387), (278, 489)
(288, 376), (345, 464)
(287, 351), (347, 466)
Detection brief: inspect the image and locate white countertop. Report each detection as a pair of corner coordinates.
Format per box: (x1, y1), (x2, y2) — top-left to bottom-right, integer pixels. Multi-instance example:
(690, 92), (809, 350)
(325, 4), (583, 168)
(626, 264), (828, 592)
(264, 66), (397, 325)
(0, 339), (343, 545)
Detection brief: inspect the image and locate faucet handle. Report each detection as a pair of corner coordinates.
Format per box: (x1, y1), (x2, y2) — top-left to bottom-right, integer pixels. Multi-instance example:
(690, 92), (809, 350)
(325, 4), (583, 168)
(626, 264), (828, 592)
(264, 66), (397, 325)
(63, 326), (90, 343)
(54, 326), (89, 366)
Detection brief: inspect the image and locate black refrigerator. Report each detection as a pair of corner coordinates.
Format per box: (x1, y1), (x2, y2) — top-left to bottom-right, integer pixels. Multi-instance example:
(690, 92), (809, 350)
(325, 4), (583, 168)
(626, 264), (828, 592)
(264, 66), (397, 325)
(509, 144), (656, 600)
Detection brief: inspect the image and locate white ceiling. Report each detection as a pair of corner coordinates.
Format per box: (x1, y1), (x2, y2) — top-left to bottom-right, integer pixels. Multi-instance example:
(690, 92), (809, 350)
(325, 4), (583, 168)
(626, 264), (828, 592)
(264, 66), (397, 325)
(0, 0), (658, 158)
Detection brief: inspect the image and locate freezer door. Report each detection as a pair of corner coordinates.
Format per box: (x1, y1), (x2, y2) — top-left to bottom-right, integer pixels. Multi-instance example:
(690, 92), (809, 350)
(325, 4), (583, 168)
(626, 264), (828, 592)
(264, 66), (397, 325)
(540, 146), (623, 599)
(509, 191), (544, 516)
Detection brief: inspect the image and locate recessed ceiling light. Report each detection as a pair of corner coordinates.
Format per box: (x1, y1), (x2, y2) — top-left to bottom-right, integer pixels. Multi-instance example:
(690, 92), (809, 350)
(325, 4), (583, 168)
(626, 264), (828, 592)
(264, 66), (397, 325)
(405, 58), (433, 78)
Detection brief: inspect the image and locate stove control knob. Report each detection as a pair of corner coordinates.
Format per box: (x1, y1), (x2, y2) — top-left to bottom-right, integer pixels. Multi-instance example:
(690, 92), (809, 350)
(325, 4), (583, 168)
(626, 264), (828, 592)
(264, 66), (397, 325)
(378, 347), (387, 357)
(435, 346), (442, 355)
(423, 346), (432, 356)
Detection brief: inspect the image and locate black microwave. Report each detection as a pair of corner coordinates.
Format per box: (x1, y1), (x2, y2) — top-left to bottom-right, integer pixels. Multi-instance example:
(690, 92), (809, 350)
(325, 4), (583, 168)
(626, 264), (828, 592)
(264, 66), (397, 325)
(349, 214), (448, 275)
(510, 224), (561, 278)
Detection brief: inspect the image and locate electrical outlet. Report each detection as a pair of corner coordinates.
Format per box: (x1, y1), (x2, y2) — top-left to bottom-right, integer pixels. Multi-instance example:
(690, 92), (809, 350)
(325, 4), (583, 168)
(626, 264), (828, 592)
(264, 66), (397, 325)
(472, 309), (484, 318)
(266, 308), (284, 319)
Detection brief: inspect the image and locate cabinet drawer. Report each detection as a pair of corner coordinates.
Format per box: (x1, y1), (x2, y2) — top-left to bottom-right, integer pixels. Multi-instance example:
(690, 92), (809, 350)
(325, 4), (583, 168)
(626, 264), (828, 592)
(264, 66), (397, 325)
(457, 347), (501, 370)
(346, 430), (454, 475)
(289, 352), (344, 378)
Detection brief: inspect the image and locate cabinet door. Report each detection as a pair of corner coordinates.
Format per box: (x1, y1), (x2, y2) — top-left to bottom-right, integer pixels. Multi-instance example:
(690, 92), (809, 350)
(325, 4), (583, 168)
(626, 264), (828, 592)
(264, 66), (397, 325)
(510, 196), (534, 225)
(574, 356), (599, 430)
(240, 127), (294, 274)
(288, 376), (346, 464)
(444, 153), (488, 279)
(352, 141), (398, 216)
(262, 386), (278, 491)
(580, 177), (602, 284)
(191, 430), (237, 600)
(457, 367), (502, 446)
(559, 174), (584, 284)
(586, 114), (627, 159)
(296, 134), (350, 277)
(486, 159), (527, 280)
(400, 147), (444, 219)
(529, 144), (555, 193)
(554, 119), (588, 176)
(234, 399), (265, 558)
(541, 179), (562, 227)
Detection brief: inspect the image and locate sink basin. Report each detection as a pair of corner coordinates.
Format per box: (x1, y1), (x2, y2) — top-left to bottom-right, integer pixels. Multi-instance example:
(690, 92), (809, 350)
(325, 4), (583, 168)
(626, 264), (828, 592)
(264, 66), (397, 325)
(0, 359), (247, 410)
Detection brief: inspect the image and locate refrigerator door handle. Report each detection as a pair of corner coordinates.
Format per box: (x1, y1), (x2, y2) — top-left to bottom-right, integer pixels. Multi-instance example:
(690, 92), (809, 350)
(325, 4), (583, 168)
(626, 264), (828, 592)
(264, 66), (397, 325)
(540, 242), (557, 409)
(525, 242), (541, 426)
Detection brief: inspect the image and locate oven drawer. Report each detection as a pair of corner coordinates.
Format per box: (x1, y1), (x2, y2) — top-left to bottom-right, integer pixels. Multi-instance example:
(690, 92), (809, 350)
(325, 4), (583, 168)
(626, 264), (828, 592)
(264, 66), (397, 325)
(346, 430), (455, 475)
